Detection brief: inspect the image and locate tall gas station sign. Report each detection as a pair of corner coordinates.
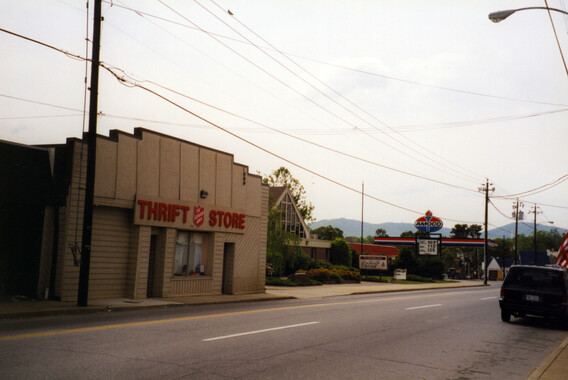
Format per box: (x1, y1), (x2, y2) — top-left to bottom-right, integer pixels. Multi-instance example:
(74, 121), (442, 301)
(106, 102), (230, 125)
(414, 211), (443, 255)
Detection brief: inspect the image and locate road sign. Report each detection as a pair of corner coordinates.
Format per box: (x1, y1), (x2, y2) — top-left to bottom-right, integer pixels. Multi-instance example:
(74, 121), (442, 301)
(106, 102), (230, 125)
(359, 255), (388, 270)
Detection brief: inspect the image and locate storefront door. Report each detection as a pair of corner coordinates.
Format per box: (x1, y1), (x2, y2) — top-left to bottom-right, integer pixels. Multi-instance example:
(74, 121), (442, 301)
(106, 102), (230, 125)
(222, 243), (235, 294)
(146, 235), (157, 298)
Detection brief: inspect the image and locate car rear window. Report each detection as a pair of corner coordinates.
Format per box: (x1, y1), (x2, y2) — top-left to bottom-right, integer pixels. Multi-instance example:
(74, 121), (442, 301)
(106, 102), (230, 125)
(505, 268), (564, 291)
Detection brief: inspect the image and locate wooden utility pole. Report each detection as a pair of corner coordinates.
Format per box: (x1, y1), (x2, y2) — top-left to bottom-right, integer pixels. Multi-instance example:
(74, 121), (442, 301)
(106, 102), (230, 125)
(479, 180), (494, 285)
(77, 0), (102, 306)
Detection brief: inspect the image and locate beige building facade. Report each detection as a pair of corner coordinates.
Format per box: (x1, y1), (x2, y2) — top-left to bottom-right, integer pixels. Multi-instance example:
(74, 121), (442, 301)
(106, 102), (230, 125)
(48, 128), (268, 302)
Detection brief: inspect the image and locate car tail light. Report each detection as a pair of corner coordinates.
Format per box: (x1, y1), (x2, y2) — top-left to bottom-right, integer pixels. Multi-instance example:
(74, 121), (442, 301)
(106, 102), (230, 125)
(500, 288), (505, 298)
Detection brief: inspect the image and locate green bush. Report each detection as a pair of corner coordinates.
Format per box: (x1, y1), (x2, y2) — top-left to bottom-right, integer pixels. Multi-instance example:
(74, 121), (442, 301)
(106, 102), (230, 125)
(308, 268), (332, 282)
(406, 274), (435, 283)
(266, 277), (320, 286)
(308, 260), (333, 270)
(330, 272), (342, 283)
(364, 275), (391, 283)
(285, 249), (310, 275)
(266, 250), (284, 277)
(416, 257), (446, 280)
(330, 238), (352, 267)
(307, 267), (361, 283)
(333, 268), (361, 281)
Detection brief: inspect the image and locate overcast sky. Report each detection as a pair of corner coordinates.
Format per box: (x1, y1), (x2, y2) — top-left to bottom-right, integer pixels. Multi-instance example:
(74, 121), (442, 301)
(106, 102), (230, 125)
(2, 0), (567, 234)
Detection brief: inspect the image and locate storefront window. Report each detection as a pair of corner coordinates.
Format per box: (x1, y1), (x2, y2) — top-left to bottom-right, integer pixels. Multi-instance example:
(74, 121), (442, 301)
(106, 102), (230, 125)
(174, 231), (205, 276)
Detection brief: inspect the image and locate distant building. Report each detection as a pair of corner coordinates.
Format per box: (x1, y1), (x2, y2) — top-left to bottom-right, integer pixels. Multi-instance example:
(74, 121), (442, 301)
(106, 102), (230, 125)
(269, 186), (331, 262)
(347, 243), (399, 258)
(487, 251), (552, 280)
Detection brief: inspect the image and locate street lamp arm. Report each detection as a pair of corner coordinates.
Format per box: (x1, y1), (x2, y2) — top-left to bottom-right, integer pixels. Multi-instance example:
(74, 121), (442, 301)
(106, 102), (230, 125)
(489, 7), (568, 23)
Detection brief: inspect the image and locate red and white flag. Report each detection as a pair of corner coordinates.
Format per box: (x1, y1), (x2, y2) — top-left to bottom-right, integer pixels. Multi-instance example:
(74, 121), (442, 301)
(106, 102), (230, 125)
(555, 231), (568, 268)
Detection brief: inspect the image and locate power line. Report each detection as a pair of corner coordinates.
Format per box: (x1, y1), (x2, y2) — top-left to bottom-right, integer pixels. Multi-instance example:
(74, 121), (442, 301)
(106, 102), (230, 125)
(99, 62), (480, 194)
(544, 0), (568, 78)
(205, 0), (484, 183)
(1, 25), (564, 212)
(101, 1), (563, 185)
(0, 114), (81, 120)
(2, 24), (561, 226)
(100, 0), (568, 108)
(493, 173), (568, 199)
(158, 0), (477, 184)
(102, 62), (481, 224)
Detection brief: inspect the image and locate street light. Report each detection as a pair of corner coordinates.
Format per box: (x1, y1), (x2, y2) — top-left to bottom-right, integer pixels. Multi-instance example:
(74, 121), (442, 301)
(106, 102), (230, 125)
(489, 7), (568, 23)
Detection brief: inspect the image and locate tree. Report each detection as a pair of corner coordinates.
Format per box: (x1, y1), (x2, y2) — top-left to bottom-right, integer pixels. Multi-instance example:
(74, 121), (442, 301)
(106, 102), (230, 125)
(450, 224), (483, 239)
(310, 225), (344, 240)
(450, 224), (469, 239)
(330, 238), (352, 267)
(468, 224), (483, 238)
(266, 206), (307, 276)
(393, 247), (418, 274)
(517, 229), (565, 252)
(400, 230), (415, 238)
(263, 167), (315, 222)
(375, 228), (388, 237)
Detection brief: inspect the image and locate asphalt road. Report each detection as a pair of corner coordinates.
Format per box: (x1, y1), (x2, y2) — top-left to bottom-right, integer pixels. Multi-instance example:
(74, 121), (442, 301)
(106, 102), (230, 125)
(1, 287), (567, 379)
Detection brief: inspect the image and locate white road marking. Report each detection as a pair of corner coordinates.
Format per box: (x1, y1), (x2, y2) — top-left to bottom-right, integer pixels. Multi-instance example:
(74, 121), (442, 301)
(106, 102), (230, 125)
(406, 304), (442, 310)
(203, 321), (320, 342)
(481, 296), (497, 300)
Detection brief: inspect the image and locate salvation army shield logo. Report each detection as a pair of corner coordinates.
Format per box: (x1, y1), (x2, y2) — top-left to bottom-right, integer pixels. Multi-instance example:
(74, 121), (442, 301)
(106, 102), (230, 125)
(414, 210), (443, 233)
(193, 206), (205, 226)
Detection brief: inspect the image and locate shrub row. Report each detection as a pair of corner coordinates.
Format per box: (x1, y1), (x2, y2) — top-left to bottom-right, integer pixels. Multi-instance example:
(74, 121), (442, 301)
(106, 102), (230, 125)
(307, 267), (361, 283)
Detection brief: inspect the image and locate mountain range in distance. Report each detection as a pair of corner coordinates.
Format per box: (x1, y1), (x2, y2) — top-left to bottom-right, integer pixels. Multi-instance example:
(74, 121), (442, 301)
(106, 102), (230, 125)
(309, 218), (566, 240)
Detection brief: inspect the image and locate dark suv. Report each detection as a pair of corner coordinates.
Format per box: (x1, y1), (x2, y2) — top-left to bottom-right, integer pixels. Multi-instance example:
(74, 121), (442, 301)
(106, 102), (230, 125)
(499, 265), (568, 323)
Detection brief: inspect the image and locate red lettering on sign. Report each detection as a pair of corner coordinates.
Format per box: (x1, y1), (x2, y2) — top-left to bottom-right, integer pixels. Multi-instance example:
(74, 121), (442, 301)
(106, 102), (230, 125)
(217, 211), (225, 227)
(138, 200), (190, 223)
(158, 203), (167, 221)
(223, 213), (232, 228)
(138, 200), (149, 219)
(180, 206), (189, 223)
(148, 201), (159, 220)
(138, 201), (245, 230)
(209, 210), (217, 226)
(172, 204), (180, 222)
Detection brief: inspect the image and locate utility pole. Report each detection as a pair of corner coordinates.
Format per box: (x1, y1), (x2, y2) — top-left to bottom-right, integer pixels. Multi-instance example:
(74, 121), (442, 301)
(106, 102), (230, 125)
(529, 203), (541, 265)
(479, 180), (494, 285)
(512, 199), (524, 265)
(77, 0), (102, 306)
(360, 182), (364, 256)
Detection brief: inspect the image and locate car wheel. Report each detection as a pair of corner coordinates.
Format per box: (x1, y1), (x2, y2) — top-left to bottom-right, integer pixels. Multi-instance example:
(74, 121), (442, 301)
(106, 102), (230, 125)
(501, 310), (511, 322)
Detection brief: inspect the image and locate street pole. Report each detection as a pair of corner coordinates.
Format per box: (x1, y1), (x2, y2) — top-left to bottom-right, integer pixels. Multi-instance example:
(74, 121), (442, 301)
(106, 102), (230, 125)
(360, 182), (364, 255)
(479, 180), (494, 285)
(77, 0), (102, 306)
(530, 204), (541, 265)
(484, 181), (489, 285)
(513, 199), (521, 265)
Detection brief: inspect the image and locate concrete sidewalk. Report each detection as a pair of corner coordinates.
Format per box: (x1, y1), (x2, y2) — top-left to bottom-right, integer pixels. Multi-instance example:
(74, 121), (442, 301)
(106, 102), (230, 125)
(0, 280), (485, 319)
(0, 280), (483, 319)
(0, 279), (565, 379)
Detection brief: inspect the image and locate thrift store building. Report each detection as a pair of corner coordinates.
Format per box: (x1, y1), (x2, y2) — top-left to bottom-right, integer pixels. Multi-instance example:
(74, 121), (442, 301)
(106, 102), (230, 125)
(2, 128), (268, 302)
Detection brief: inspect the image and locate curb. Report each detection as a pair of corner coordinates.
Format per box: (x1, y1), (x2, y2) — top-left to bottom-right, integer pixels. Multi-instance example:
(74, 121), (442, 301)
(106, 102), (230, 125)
(0, 294), (295, 320)
(527, 335), (568, 380)
(0, 281), (486, 320)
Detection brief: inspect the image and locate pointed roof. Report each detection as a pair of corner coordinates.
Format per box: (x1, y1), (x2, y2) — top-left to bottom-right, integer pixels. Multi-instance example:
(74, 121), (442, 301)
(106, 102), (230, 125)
(269, 186), (310, 239)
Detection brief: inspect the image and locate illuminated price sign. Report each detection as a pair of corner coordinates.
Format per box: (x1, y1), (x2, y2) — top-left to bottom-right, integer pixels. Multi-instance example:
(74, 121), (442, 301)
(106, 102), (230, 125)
(418, 239), (438, 255)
